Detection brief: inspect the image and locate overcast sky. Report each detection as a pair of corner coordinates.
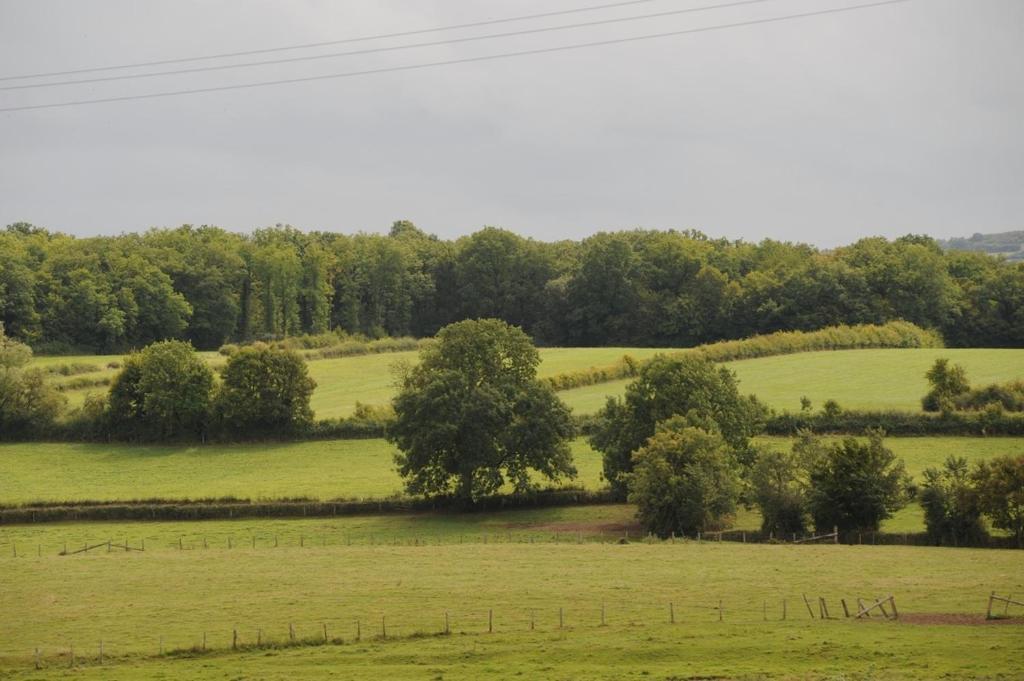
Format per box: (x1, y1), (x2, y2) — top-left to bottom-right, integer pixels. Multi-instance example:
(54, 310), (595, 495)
(0, 0), (1021, 246)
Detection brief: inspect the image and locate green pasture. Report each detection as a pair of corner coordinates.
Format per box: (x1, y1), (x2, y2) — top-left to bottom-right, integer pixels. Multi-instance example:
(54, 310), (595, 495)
(0, 534), (1020, 679)
(37, 346), (675, 418)
(558, 347), (1024, 414)
(3, 436), (1021, 507)
(0, 439), (604, 505)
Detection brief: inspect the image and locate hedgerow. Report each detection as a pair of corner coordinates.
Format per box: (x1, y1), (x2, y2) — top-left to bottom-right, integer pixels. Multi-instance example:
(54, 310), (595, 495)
(541, 321), (943, 392)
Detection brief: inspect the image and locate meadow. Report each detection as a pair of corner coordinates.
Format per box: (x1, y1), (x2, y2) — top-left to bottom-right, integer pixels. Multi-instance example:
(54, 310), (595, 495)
(557, 347), (1024, 414)
(0, 535), (1020, 679)
(37, 346), (674, 418)
(3, 436), (1022, 506)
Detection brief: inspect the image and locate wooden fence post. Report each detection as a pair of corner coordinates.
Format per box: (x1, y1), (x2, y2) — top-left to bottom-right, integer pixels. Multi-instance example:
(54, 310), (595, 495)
(782, 598), (787, 620)
(888, 595), (898, 619)
(444, 611), (449, 634)
(669, 602), (674, 624)
(802, 594), (815, 619)
(257, 628), (262, 646)
(763, 600), (767, 621)
(356, 620), (360, 642)
(834, 526), (839, 544)
(232, 629), (237, 650)
(719, 600), (723, 622)
(601, 602), (606, 626)
(381, 615), (386, 640)
(841, 599), (850, 618)
(202, 632), (207, 651)
(99, 640), (103, 664)
(323, 623), (328, 642)
(559, 607), (564, 629)
(289, 623), (295, 642)
(34, 647), (40, 670)
(987, 591), (995, 619)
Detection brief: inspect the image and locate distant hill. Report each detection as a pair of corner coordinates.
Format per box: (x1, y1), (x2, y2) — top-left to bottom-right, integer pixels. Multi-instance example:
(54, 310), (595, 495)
(940, 231), (1024, 261)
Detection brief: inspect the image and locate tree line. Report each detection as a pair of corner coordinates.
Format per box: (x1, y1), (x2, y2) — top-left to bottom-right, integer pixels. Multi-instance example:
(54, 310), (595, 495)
(2, 221), (1022, 353)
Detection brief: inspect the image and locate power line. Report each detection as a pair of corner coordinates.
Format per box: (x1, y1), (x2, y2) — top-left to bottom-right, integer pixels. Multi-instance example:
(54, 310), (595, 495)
(0, 0), (913, 114)
(0, 0), (675, 82)
(1, 0), (789, 92)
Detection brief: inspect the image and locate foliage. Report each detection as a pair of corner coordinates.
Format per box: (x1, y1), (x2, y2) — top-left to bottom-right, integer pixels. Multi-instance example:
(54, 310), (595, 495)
(750, 445), (809, 536)
(215, 343), (316, 436)
(541, 321), (942, 392)
(919, 456), (987, 546)
(805, 431), (910, 532)
(4, 223), (1023, 352)
(590, 354), (764, 498)
(626, 421), (741, 537)
(0, 325), (64, 437)
(388, 319), (576, 501)
(972, 455), (1024, 548)
(952, 380), (1024, 412)
(107, 340), (214, 440)
(922, 358), (970, 412)
(763, 409), (1024, 436)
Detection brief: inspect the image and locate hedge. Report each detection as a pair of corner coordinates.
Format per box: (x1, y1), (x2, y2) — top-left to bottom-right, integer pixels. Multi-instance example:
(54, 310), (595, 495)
(0, 487), (616, 525)
(763, 410), (1024, 436)
(541, 321), (943, 392)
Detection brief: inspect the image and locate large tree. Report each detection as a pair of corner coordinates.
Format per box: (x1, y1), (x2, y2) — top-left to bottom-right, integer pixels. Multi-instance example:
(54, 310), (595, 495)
(108, 340), (214, 440)
(215, 343), (316, 436)
(972, 455), (1024, 548)
(805, 431), (910, 533)
(627, 419), (740, 537)
(589, 354), (764, 498)
(387, 318), (575, 501)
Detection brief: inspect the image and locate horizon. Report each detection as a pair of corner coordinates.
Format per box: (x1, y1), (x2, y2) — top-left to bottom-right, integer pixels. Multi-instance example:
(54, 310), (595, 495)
(2, 0), (1022, 248)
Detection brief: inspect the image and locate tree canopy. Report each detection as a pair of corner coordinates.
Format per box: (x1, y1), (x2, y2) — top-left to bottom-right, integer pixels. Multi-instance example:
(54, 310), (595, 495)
(107, 340), (214, 440)
(589, 354), (764, 498)
(387, 319), (575, 502)
(215, 343), (316, 436)
(626, 419), (741, 537)
(3, 222), (1023, 352)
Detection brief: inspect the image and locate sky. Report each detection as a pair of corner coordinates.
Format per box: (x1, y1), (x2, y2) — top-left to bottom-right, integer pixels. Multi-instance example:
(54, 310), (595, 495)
(0, 0), (1021, 247)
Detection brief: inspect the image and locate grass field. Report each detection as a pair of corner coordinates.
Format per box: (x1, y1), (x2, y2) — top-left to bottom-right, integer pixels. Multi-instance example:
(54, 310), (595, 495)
(36, 347), (1024, 417)
(37, 347), (675, 419)
(557, 347), (1024, 414)
(0, 532), (1020, 679)
(3, 436), (1021, 507)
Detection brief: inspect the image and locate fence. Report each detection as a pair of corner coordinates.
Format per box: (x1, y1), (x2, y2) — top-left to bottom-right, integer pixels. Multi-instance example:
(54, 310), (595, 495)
(20, 591), (903, 671)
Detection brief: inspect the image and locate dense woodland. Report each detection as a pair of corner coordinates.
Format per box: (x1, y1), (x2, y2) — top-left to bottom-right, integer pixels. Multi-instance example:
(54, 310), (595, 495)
(1, 221), (1022, 353)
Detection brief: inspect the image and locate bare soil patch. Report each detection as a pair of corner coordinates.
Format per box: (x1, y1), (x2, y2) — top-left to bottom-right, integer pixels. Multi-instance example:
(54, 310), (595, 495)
(899, 613), (1023, 626)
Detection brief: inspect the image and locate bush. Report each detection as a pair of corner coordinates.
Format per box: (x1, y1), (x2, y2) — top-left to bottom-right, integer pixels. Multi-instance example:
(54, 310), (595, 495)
(922, 358), (970, 413)
(763, 410), (1024, 436)
(626, 420), (741, 537)
(0, 327), (65, 438)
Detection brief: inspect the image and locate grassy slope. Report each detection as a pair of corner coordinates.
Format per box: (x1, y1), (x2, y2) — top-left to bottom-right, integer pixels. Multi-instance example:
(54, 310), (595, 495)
(4, 437), (1022, 507)
(0, 439), (604, 505)
(558, 347), (1024, 414)
(0, 536), (1020, 679)
(39, 347), (675, 418)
